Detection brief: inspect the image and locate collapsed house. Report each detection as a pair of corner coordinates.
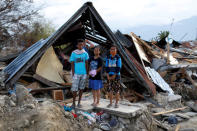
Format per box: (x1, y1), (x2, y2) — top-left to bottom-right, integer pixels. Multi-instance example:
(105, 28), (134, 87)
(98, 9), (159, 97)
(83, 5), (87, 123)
(1, 2), (167, 98)
(0, 2), (197, 131)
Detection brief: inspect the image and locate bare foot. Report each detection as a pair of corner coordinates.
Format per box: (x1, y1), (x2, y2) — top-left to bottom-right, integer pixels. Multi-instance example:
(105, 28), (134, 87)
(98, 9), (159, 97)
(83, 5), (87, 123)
(107, 104), (112, 108)
(95, 102), (100, 107)
(115, 104), (119, 108)
(91, 102), (96, 106)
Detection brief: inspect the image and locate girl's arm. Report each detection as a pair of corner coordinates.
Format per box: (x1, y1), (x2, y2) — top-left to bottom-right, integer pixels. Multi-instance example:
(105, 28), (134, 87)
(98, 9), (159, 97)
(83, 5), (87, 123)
(96, 67), (102, 73)
(97, 58), (102, 73)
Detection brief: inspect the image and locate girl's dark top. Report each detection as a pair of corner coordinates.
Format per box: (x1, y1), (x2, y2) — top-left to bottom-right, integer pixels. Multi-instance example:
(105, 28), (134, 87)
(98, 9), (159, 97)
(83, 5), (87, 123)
(89, 57), (102, 80)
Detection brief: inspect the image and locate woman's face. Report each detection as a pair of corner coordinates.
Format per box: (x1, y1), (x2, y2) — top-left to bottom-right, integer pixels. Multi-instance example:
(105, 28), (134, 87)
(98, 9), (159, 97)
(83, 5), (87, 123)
(110, 47), (117, 56)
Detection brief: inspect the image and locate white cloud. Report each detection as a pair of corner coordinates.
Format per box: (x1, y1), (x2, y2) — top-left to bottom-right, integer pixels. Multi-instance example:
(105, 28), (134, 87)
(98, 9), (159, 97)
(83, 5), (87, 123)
(34, 0), (197, 30)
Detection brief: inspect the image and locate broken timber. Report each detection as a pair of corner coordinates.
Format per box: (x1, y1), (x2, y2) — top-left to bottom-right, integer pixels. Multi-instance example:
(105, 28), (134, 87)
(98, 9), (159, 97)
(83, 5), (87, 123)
(30, 86), (71, 93)
(33, 74), (61, 87)
(152, 106), (188, 116)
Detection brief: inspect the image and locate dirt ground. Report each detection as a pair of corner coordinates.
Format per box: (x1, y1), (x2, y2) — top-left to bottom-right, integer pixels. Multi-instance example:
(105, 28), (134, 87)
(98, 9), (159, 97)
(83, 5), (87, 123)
(0, 85), (95, 131)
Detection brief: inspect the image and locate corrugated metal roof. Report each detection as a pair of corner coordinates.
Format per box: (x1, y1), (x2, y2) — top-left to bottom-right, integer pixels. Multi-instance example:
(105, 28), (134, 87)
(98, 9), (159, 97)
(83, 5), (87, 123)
(3, 39), (48, 83)
(145, 67), (174, 95)
(115, 30), (132, 47)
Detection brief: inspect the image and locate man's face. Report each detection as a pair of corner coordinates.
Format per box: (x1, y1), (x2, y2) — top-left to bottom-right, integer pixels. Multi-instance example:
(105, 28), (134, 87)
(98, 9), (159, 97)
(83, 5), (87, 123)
(110, 47), (117, 56)
(77, 42), (84, 50)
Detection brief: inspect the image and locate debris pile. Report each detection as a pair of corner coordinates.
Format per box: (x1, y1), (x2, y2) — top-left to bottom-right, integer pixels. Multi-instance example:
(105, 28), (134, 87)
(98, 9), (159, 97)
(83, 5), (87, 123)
(0, 85), (96, 131)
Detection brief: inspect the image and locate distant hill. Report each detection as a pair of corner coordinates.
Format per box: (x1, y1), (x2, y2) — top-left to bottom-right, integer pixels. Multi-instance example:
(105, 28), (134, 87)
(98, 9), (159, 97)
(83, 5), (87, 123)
(122, 16), (197, 41)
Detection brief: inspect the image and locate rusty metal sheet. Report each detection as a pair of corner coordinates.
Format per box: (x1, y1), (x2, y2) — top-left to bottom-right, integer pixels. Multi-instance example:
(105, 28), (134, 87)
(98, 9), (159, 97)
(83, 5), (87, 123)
(145, 67), (174, 95)
(125, 48), (156, 95)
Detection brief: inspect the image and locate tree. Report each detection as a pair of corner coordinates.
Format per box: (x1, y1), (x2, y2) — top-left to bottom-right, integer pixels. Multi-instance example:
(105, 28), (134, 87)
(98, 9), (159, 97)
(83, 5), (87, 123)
(0, 0), (39, 47)
(152, 31), (170, 41)
(157, 31), (170, 40)
(19, 20), (55, 48)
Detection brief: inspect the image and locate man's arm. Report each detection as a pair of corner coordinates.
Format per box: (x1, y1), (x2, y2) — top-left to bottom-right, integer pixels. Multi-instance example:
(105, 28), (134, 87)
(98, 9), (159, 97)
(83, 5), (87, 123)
(85, 39), (95, 48)
(71, 62), (74, 76)
(85, 60), (89, 75)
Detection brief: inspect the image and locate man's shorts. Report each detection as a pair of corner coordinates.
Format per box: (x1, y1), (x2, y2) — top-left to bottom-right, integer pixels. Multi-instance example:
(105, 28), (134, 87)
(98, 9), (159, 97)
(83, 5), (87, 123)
(71, 74), (87, 91)
(107, 79), (121, 94)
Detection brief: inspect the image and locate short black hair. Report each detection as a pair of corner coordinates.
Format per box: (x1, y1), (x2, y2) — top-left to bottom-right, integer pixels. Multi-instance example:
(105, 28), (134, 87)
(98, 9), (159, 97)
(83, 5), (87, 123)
(110, 45), (117, 49)
(94, 46), (100, 50)
(77, 39), (84, 43)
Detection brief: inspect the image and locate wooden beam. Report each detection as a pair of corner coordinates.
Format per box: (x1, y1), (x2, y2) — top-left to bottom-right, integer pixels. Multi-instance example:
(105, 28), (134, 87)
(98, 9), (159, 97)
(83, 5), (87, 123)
(33, 74), (61, 87)
(30, 86), (71, 93)
(152, 107), (188, 116)
(175, 125), (180, 131)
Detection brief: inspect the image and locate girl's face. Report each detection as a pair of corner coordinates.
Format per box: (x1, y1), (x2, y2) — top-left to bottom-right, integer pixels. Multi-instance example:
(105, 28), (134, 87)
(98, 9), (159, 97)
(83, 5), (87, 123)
(94, 47), (100, 56)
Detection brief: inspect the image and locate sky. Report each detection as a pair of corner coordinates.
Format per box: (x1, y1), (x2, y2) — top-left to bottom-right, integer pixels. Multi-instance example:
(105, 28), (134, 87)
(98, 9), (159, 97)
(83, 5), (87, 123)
(34, 0), (197, 38)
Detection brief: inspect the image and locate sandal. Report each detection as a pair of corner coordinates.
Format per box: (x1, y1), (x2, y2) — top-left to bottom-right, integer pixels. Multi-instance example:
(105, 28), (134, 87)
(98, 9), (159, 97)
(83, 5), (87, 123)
(115, 104), (119, 108)
(70, 104), (76, 109)
(107, 104), (112, 108)
(77, 103), (82, 108)
(95, 103), (99, 107)
(91, 103), (96, 106)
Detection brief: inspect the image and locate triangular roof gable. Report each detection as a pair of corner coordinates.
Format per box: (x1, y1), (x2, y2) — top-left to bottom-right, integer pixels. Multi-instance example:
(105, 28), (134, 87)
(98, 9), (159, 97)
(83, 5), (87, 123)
(3, 2), (156, 95)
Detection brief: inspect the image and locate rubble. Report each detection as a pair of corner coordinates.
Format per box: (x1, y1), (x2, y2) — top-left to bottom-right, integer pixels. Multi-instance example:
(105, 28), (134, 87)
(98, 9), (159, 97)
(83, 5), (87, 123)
(0, 85), (96, 131)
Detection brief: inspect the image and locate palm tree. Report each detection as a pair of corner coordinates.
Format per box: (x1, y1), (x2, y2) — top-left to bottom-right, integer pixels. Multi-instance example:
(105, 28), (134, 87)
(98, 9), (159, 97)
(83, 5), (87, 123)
(157, 31), (170, 40)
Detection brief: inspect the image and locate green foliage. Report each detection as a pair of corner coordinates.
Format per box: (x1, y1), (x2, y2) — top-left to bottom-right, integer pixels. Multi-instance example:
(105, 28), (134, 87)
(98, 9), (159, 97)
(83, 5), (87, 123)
(20, 19), (55, 47)
(158, 31), (170, 40)
(0, 0), (39, 47)
(152, 31), (170, 41)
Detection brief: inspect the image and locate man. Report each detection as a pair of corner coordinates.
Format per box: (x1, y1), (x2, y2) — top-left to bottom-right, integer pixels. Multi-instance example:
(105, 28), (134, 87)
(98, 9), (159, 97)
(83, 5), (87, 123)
(70, 39), (89, 108)
(105, 45), (122, 108)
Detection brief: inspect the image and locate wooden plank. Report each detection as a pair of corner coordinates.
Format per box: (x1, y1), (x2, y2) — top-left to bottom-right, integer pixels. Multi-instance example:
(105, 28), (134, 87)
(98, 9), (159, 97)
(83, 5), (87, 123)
(160, 64), (197, 71)
(30, 86), (71, 93)
(33, 74), (60, 87)
(167, 42), (170, 64)
(152, 107), (188, 116)
(175, 124), (180, 131)
(170, 48), (197, 56)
